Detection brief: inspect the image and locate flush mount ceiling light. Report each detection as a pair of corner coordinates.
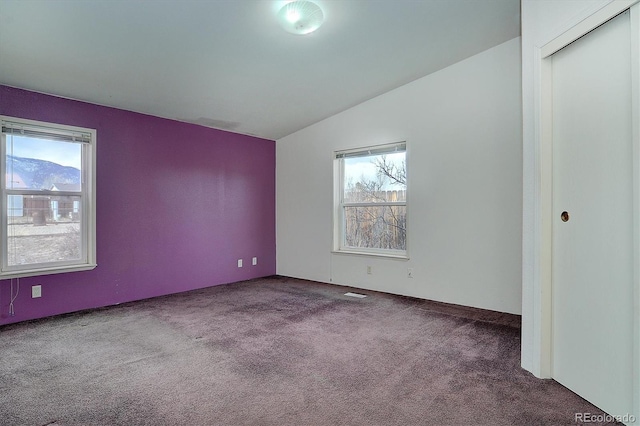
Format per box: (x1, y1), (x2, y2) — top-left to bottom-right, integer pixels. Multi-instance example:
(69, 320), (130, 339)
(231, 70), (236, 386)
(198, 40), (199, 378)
(277, 0), (324, 35)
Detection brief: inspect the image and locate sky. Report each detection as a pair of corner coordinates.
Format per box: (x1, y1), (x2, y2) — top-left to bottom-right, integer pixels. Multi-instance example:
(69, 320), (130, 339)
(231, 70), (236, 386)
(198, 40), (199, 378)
(344, 152), (405, 190)
(6, 135), (82, 170)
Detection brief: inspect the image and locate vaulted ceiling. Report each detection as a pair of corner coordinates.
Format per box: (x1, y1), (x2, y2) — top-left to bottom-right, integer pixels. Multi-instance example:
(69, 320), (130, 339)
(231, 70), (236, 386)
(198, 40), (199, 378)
(0, 0), (520, 140)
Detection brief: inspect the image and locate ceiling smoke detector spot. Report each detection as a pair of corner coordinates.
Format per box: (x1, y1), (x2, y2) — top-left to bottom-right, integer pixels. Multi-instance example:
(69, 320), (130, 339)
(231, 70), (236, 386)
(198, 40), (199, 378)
(277, 1), (324, 35)
(344, 292), (367, 299)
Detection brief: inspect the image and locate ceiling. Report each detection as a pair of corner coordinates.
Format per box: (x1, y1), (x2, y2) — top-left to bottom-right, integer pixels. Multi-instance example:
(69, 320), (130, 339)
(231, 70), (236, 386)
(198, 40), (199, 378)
(0, 0), (520, 140)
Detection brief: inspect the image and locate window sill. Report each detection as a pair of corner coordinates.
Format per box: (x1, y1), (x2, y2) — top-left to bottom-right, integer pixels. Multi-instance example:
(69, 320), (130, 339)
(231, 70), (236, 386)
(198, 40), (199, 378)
(331, 249), (409, 260)
(0, 263), (97, 280)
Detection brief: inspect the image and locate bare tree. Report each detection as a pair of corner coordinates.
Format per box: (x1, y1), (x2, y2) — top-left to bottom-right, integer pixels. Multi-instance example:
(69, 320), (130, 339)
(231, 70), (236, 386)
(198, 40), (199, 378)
(373, 156), (406, 186)
(344, 156), (407, 250)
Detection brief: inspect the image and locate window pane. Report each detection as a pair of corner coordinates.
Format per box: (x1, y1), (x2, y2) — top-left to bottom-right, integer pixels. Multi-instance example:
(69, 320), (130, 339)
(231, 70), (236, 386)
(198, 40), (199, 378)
(7, 195), (23, 217)
(343, 151), (406, 203)
(344, 205), (406, 250)
(6, 135), (82, 191)
(7, 195), (82, 266)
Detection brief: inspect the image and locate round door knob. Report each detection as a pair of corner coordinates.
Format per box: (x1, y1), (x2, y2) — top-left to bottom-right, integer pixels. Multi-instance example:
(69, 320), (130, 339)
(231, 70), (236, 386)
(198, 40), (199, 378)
(561, 211), (570, 222)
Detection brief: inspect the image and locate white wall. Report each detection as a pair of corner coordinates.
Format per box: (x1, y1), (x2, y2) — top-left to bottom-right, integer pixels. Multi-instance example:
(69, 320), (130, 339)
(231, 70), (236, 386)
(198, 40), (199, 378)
(277, 38), (522, 315)
(520, 0), (616, 377)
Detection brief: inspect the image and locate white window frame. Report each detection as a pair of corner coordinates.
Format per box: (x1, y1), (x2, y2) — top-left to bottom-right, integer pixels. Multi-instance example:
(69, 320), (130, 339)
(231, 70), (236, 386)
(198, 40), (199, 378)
(0, 116), (97, 279)
(333, 142), (408, 259)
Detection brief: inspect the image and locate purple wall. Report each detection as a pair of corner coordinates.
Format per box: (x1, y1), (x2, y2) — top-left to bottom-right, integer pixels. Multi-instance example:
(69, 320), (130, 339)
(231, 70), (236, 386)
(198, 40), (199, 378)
(0, 85), (276, 325)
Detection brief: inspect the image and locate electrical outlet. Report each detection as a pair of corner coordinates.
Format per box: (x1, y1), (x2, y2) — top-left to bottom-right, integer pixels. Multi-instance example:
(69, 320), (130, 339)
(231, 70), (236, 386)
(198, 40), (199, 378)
(32, 285), (42, 298)
(366, 265), (372, 275)
(237, 259), (243, 268)
(252, 257), (257, 266)
(407, 268), (414, 279)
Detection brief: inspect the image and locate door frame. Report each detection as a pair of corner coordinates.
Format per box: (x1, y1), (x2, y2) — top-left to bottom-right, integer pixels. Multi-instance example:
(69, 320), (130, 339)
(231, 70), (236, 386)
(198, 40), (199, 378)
(537, 0), (640, 419)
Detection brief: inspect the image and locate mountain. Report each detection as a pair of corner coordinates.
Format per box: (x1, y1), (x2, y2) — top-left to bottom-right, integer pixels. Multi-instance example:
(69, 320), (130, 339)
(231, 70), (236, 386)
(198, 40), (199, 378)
(6, 155), (80, 189)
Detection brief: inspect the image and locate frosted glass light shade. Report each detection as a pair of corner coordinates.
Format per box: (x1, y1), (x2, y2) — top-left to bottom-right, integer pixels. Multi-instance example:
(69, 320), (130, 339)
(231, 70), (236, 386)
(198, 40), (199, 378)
(277, 1), (324, 35)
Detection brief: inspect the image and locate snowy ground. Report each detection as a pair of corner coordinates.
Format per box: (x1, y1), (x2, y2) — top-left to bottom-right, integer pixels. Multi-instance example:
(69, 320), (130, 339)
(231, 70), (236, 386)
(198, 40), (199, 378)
(7, 222), (81, 265)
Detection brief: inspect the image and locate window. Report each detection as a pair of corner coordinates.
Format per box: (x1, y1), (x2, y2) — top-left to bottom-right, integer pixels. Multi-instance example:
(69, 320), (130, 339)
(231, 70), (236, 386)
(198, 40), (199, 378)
(334, 142), (407, 257)
(1, 116), (96, 278)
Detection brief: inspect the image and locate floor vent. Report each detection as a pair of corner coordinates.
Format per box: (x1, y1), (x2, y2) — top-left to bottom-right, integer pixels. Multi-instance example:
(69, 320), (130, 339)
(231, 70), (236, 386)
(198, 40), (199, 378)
(344, 292), (367, 299)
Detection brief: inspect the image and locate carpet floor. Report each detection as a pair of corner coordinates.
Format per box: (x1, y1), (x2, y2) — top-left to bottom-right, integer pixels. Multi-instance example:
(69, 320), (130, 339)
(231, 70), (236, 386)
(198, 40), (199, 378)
(0, 276), (616, 425)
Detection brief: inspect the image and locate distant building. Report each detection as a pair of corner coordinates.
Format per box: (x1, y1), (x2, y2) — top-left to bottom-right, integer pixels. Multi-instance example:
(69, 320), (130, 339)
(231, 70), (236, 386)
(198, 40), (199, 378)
(50, 183), (81, 219)
(50, 183), (81, 192)
(6, 181), (81, 223)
